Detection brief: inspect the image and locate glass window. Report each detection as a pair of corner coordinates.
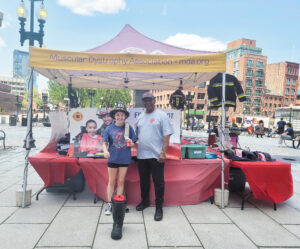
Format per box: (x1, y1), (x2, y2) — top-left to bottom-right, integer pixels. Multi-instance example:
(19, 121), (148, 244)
(291, 89), (295, 95)
(256, 61), (264, 68)
(245, 89), (252, 95)
(246, 70), (253, 76)
(197, 104), (204, 109)
(256, 71), (264, 77)
(233, 70), (238, 77)
(269, 103), (272, 108)
(286, 78), (290, 85)
(279, 97), (282, 101)
(255, 80), (263, 87)
(274, 97), (277, 101)
(284, 98), (288, 105)
(264, 111), (268, 116)
(246, 79), (252, 87)
(269, 111), (271, 116)
(274, 104), (277, 108)
(279, 104), (281, 107)
(254, 89), (262, 96)
(285, 88), (289, 95)
(247, 60), (254, 67)
(198, 82), (206, 88)
(292, 79), (296, 86)
(234, 61), (239, 68)
(270, 97), (273, 100)
(291, 99), (294, 104)
(197, 93), (205, 99)
(264, 103), (267, 107)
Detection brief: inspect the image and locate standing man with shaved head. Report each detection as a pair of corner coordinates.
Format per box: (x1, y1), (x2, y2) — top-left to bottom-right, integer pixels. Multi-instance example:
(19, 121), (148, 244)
(135, 92), (174, 221)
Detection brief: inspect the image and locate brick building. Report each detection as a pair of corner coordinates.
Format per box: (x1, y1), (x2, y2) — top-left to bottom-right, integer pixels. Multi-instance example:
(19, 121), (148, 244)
(265, 62), (299, 109)
(225, 38), (267, 117)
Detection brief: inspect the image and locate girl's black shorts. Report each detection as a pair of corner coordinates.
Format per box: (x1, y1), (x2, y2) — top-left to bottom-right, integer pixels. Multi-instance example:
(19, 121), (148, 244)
(108, 163), (129, 168)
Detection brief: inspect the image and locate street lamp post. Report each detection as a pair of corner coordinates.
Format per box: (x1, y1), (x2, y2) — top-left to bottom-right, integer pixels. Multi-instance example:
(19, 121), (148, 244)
(186, 92), (194, 129)
(17, 0), (47, 208)
(42, 93), (48, 121)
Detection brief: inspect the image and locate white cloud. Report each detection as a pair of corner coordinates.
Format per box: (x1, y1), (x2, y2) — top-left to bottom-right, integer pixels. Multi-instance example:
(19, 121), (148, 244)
(164, 33), (226, 52)
(0, 36), (6, 47)
(161, 3), (167, 16)
(58, 0), (126, 15)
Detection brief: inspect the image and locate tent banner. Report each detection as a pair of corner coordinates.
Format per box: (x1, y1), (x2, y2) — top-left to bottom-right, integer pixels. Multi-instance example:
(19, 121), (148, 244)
(30, 47), (226, 73)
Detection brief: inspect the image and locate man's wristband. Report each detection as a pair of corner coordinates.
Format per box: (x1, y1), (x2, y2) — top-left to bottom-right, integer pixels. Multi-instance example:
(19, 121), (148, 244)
(160, 151), (166, 155)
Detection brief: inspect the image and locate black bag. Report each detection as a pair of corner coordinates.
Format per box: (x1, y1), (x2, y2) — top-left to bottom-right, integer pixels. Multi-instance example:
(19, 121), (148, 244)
(229, 167), (246, 192)
(242, 150), (260, 161)
(46, 169), (85, 193)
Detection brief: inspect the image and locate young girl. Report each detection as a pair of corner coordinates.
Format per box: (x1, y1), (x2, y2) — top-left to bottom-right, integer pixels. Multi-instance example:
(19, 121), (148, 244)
(80, 119), (103, 156)
(102, 104), (136, 215)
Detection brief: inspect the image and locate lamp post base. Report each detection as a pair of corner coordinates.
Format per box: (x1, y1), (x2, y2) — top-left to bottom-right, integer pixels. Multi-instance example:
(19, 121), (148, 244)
(23, 137), (36, 149)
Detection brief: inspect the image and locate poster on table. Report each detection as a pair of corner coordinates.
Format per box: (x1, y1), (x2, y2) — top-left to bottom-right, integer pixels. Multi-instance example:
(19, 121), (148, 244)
(68, 108), (181, 158)
(68, 108), (105, 158)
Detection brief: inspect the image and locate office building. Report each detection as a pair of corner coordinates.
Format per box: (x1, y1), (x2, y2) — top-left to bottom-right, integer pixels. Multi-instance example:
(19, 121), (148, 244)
(0, 76), (26, 96)
(13, 49), (38, 90)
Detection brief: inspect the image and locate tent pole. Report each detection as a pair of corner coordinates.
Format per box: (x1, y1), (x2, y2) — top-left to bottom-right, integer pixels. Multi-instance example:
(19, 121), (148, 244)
(22, 68), (34, 208)
(221, 72), (226, 209)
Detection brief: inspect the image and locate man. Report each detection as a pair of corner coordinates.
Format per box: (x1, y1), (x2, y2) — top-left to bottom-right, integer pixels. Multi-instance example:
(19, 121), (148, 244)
(135, 92), (174, 221)
(276, 118), (286, 135)
(278, 123), (294, 144)
(96, 108), (113, 137)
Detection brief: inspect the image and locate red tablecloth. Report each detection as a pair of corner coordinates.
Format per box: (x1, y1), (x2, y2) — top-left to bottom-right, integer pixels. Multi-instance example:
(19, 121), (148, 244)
(79, 157), (229, 205)
(29, 153), (229, 205)
(230, 160), (293, 203)
(29, 153), (81, 187)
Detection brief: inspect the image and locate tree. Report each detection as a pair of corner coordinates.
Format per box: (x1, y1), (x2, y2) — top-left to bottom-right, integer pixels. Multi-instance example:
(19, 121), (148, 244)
(48, 80), (131, 108)
(48, 80), (68, 105)
(22, 87), (43, 109)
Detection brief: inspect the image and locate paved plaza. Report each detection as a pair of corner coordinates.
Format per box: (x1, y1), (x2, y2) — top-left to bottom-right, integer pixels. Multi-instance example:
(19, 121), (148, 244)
(0, 124), (300, 249)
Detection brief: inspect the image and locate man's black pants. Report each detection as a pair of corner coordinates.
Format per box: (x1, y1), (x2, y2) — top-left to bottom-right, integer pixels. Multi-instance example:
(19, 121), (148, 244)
(137, 158), (165, 207)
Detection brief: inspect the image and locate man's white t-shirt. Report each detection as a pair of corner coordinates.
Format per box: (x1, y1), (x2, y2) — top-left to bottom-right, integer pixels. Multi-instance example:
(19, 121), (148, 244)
(136, 109), (174, 159)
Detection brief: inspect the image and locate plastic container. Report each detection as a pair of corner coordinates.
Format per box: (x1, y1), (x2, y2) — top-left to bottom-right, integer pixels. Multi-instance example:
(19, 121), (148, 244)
(186, 144), (207, 159)
(205, 152), (218, 159)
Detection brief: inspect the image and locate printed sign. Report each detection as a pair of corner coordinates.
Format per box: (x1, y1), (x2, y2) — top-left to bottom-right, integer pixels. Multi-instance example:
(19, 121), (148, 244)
(68, 108), (181, 157)
(68, 108), (108, 158)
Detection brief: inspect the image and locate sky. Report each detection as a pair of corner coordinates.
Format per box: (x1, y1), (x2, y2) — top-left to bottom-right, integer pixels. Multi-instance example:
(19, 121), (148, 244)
(0, 0), (299, 91)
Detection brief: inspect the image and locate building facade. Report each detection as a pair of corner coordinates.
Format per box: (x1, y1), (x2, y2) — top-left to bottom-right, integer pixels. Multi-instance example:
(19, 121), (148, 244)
(0, 83), (23, 113)
(296, 76), (300, 106)
(265, 62), (299, 108)
(225, 38), (267, 117)
(0, 76), (26, 96)
(13, 49), (38, 90)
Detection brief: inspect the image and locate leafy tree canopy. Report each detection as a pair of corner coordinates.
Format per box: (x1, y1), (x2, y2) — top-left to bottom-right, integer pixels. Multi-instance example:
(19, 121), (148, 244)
(48, 81), (131, 108)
